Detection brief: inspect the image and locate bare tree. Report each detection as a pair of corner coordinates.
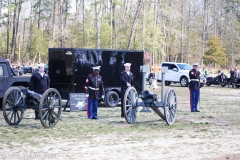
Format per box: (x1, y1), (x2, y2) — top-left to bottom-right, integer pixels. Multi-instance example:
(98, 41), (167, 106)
(11, 0), (23, 60)
(82, 0), (85, 47)
(202, 0), (208, 65)
(127, 0), (143, 50)
(94, 0), (102, 49)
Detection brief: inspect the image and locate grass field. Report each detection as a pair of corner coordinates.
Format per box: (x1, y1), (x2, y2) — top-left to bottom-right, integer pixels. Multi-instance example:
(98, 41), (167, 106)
(0, 83), (240, 160)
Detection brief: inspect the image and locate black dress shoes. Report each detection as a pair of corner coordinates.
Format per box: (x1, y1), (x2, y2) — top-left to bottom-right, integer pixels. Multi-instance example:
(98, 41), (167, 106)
(195, 110), (200, 112)
(92, 117), (98, 119)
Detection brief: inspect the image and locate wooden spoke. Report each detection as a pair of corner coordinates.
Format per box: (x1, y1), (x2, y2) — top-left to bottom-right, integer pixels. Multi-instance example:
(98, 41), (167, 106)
(164, 88), (177, 125)
(123, 87), (138, 124)
(39, 88), (62, 128)
(2, 87), (24, 125)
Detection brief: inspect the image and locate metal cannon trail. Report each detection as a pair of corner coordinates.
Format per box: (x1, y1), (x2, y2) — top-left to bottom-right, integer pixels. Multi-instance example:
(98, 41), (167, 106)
(123, 66), (177, 125)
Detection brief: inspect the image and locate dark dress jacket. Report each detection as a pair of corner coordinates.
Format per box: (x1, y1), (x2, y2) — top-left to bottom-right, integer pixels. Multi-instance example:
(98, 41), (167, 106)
(189, 69), (200, 90)
(85, 74), (104, 99)
(29, 72), (50, 94)
(120, 71), (134, 90)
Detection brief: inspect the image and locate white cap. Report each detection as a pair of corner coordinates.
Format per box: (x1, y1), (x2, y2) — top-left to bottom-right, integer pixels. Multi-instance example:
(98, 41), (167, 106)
(38, 63), (45, 68)
(192, 62), (198, 66)
(124, 63), (131, 67)
(92, 66), (101, 70)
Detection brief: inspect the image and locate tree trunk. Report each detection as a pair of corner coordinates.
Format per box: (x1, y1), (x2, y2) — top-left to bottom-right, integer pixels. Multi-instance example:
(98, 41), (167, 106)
(60, 0), (64, 47)
(21, 20), (26, 65)
(75, 0), (80, 22)
(111, 1), (117, 49)
(37, 0), (42, 29)
(82, 0), (85, 47)
(180, 2), (184, 63)
(95, 0), (101, 49)
(51, 0), (56, 47)
(11, 0), (22, 61)
(7, 0), (11, 58)
(202, 0), (208, 65)
(127, 0), (143, 50)
(0, 0), (2, 19)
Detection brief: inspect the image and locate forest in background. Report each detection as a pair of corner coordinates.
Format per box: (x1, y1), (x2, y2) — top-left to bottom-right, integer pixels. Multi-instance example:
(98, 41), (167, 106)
(0, 0), (240, 68)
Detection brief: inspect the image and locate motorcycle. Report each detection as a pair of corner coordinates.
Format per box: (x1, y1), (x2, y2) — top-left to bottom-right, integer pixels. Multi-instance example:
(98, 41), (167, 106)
(206, 72), (228, 87)
(22, 65), (34, 74)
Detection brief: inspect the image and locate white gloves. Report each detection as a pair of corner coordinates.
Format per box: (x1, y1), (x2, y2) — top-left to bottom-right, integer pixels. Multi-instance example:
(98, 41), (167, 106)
(85, 94), (89, 97)
(102, 95), (105, 100)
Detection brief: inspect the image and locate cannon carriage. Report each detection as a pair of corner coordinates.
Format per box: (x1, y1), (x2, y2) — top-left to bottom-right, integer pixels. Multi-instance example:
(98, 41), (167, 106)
(2, 87), (62, 128)
(123, 66), (178, 125)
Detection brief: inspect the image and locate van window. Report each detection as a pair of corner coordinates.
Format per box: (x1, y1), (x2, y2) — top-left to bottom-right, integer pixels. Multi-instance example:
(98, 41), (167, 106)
(0, 66), (3, 76)
(162, 63), (171, 69)
(169, 64), (177, 70)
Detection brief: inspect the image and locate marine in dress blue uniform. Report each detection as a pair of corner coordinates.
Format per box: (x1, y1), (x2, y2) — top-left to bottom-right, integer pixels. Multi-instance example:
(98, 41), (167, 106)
(120, 63), (134, 117)
(29, 63), (50, 119)
(84, 66), (104, 119)
(189, 62), (201, 112)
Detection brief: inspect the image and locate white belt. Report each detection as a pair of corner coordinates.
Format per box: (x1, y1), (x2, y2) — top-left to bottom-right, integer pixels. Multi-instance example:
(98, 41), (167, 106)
(89, 86), (99, 90)
(190, 79), (199, 81)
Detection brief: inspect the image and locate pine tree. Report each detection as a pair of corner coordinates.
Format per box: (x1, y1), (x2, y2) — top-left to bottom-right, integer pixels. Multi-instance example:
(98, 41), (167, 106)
(203, 35), (227, 67)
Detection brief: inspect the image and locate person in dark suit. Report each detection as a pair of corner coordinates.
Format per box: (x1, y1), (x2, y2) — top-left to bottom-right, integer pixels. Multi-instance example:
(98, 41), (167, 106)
(120, 63), (134, 118)
(29, 63), (50, 120)
(189, 62), (201, 112)
(84, 66), (104, 119)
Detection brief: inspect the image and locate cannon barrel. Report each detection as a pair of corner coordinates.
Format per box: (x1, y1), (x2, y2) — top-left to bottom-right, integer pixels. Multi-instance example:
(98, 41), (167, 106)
(141, 90), (165, 120)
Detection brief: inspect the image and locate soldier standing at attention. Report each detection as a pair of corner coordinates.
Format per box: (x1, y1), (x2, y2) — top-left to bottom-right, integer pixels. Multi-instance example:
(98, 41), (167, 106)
(29, 63), (50, 120)
(120, 63), (134, 118)
(85, 66), (104, 119)
(189, 62), (201, 112)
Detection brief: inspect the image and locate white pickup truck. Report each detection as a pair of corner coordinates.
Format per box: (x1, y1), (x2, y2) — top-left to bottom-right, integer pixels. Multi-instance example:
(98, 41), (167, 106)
(155, 62), (206, 87)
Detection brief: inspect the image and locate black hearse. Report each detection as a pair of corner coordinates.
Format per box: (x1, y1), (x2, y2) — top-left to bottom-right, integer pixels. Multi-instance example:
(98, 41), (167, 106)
(48, 48), (144, 107)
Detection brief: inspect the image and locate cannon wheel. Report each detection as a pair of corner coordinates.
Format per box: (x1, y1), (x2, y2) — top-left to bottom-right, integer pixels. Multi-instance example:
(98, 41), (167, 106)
(2, 87), (24, 125)
(123, 87), (138, 124)
(164, 87), (177, 125)
(39, 88), (62, 128)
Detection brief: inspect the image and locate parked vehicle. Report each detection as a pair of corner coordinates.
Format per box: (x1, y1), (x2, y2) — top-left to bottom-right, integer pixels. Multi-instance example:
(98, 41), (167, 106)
(206, 72), (228, 87)
(0, 59), (31, 108)
(232, 77), (240, 88)
(156, 62), (206, 87)
(48, 48), (144, 107)
(22, 64), (35, 74)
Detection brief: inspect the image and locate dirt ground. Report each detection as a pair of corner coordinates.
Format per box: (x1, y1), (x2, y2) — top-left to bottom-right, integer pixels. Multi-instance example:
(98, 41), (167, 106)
(0, 84), (240, 160)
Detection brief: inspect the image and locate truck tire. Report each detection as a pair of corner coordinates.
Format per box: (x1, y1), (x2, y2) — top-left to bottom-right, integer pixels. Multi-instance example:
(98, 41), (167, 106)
(104, 91), (119, 107)
(180, 77), (188, 87)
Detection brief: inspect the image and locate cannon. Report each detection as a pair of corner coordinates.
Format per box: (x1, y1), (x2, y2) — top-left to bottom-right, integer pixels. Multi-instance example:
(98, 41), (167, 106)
(2, 87), (62, 128)
(123, 66), (177, 125)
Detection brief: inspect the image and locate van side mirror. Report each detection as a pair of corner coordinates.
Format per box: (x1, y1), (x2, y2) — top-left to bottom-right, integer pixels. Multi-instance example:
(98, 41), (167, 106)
(173, 68), (178, 71)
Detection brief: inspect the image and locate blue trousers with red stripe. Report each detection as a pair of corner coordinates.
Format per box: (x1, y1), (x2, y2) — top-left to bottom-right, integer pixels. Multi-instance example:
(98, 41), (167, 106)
(189, 89), (200, 112)
(87, 98), (98, 119)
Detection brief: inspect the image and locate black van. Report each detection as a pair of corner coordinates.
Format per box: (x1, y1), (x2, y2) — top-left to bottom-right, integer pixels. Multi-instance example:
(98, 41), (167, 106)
(48, 48), (144, 107)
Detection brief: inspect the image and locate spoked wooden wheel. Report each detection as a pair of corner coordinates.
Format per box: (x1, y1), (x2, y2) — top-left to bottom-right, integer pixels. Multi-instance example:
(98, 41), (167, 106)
(164, 88), (177, 125)
(123, 87), (138, 124)
(2, 87), (24, 125)
(39, 88), (62, 128)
